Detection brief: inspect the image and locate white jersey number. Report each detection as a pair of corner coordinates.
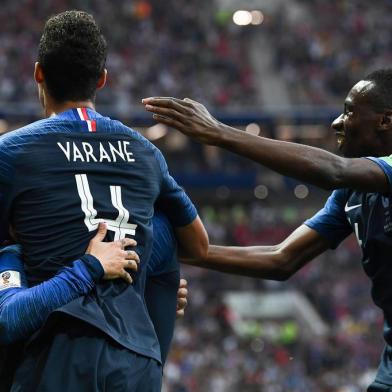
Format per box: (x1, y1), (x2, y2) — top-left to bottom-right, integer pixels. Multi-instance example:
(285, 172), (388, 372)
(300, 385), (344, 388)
(75, 174), (137, 240)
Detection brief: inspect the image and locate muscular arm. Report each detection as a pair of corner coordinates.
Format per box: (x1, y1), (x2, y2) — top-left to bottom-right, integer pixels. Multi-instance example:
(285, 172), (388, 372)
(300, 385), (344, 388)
(143, 98), (388, 193)
(181, 225), (330, 281)
(175, 215), (209, 259)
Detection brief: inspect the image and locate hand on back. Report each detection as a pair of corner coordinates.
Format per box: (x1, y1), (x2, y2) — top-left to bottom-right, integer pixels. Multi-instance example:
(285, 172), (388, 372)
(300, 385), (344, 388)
(86, 223), (140, 284)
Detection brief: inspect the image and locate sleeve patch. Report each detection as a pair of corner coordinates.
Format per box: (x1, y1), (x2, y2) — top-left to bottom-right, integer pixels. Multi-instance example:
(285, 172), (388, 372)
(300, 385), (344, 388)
(0, 270), (21, 291)
(380, 156), (392, 167)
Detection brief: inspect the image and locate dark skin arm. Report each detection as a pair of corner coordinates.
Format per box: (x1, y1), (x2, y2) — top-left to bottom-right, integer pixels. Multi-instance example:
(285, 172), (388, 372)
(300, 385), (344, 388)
(181, 225), (330, 281)
(142, 97), (388, 193)
(175, 215), (209, 260)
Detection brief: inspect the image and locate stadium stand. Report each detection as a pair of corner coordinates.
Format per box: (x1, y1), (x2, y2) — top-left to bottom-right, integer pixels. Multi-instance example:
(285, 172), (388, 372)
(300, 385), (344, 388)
(2, 1), (392, 390)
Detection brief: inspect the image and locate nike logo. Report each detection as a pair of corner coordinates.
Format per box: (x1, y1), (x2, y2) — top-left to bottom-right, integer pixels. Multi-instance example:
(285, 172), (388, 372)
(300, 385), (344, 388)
(344, 202), (362, 212)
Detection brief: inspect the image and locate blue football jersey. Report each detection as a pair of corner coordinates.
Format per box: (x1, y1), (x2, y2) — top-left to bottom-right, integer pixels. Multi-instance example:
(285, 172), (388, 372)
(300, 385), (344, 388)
(305, 156), (392, 384)
(0, 108), (197, 363)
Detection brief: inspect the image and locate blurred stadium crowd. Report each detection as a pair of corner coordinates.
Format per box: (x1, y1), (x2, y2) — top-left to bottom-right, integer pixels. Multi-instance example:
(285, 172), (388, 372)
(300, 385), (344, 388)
(163, 204), (383, 392)
(267, 0), (392, 106)
(2, 0), (392, 390)
(0, 0), (255, 112)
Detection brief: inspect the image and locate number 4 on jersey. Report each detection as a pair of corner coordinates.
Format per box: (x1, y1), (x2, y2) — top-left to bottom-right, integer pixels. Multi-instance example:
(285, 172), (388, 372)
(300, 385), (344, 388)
(75, 174), (137, 240)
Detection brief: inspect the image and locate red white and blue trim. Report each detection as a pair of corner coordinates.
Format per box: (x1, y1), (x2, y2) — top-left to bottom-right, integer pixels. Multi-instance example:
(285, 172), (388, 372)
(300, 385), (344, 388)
(75, 108), (97, 132)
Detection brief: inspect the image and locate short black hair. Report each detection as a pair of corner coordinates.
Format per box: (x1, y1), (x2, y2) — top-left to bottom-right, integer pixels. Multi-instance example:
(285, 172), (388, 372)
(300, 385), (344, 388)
(38, 10), (107, 102)
(364, 69), (392, 111)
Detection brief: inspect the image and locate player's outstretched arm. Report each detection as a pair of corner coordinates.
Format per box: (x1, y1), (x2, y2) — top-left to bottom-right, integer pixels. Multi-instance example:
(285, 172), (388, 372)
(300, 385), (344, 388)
(0, 224), (139, 345)
(175, 216), (209, 260)
(181, 225), (330, 281)
(143, 97), (388, 193)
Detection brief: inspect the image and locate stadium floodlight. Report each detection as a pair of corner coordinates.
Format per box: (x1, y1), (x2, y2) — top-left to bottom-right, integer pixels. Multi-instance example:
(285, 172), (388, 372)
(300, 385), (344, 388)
(233, 10), (252, 26)
(250, 10), (264, 25)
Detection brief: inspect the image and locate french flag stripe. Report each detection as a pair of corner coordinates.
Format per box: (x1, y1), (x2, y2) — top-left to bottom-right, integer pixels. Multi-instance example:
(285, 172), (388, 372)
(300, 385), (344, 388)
(76, 108), (96, 132)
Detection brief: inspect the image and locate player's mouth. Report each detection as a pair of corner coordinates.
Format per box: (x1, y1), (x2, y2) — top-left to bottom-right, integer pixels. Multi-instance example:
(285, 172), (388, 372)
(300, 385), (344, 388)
(335, 132), (345, 148)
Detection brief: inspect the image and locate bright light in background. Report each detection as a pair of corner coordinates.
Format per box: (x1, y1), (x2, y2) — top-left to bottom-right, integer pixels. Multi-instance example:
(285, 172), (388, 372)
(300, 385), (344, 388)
(145, 123), (167, 141)
(233, 10), (264, 26)
(233, 10), (252, 26)
(294, 184), (309, 199)
(251, 10), (264, 25)
(245, 123), (261, 135)
(216, 186), (230, 199)
(254, 184), (268, 200)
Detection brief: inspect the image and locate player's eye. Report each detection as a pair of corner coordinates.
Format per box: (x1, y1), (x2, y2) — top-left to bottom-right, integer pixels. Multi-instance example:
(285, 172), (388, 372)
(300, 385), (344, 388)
(344, 106), (353, 116)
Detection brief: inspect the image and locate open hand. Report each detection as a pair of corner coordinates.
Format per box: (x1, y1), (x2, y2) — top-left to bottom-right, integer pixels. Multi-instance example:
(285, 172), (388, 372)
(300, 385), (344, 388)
(142, 97), (223, 145)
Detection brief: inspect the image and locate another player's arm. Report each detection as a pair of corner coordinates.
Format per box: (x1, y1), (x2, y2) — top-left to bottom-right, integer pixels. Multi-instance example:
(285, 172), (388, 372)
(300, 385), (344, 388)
(143, 98), (388, 193)
(153, 146), (209, 259)
(175, 216), (208, 259)
(0, 224), (139, 345)
(181, 225), (330, 280)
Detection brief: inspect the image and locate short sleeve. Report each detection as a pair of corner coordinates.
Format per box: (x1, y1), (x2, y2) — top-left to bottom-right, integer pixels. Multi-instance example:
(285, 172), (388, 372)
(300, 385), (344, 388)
(367, 156), (392, 192)
(304, 190), (352, 249)
(153, 148), (197, 227)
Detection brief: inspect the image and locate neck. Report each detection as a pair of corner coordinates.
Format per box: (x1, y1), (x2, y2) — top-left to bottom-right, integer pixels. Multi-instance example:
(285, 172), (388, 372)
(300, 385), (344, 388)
(44, 99), (95, 118)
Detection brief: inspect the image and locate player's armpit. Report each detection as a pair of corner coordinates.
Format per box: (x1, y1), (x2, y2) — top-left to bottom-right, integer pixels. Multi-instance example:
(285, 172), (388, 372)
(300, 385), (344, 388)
(175, 215), (209, 260)
(181, 225), (330, 281)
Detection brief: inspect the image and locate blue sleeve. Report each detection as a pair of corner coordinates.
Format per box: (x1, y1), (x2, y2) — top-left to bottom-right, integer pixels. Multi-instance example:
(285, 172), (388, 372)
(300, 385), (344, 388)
(145, 212), (180, 364)
(0, 249), (102, 344)
(153, 148), (197, 227)
(367, 156), (392, 192)
(0, 133), (20, 243)
(147, 212), (178, 277)
(304, 190), (352, 249)
(145, 270), (179, 365)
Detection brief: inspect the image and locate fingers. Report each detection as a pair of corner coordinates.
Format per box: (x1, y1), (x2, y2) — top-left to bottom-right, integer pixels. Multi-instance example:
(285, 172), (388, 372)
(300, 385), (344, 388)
(176, 278), (188, 319)
(177, 297), (187, 310)
(142, 97), (193, 109)
(115, 238), (137, 249)
(124, 249), (140, 263)
(179, 278), (188, 289)
(93, 222), (107, 242)
(152, 114), (185, 130)
(121, 270), (133, 284)
(145, 104), (187, 123)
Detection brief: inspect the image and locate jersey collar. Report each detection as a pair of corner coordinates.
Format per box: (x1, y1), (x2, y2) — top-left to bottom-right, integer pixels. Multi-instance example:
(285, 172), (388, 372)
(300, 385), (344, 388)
(54, 107), (104, 121)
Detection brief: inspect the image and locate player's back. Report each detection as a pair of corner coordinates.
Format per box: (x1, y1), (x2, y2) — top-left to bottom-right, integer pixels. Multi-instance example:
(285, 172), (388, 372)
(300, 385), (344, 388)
(0, 107), (195, 362)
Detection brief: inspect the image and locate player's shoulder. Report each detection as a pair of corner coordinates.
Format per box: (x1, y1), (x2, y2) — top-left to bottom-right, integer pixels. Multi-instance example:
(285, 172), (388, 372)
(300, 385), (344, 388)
(106, 119), (158, 151)
(0, 117), (63, 146)
(105, 119), (167, 168)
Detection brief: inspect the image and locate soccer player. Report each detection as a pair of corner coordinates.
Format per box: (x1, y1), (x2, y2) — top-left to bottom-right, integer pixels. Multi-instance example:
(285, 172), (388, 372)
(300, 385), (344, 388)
(0, 214), (183, 390)
(143, 69), (392, 391)
(0, 11), (208, 392)
(0, 223), (139, 389)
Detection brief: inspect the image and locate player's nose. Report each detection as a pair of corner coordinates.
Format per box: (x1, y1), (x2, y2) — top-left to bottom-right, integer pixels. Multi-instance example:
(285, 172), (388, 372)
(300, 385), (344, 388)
(331, 114), (344, 131)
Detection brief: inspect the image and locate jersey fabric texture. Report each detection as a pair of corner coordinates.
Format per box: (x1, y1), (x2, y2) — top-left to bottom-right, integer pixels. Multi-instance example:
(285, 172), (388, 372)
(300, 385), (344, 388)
(11, 316), (162, 392)
(0, 108), (197, 364)
(0, 245), (102, 344)
(145, 212), (179, 364)
(305, 156), (392, 386)
(0, 213), (179, 391)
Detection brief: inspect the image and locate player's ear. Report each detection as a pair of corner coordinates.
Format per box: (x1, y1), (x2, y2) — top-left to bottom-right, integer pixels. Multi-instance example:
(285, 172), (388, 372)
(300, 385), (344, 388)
(379, 110), (392, 131)
(96, 69), (107, 90)
(34, 62), (45, 84)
